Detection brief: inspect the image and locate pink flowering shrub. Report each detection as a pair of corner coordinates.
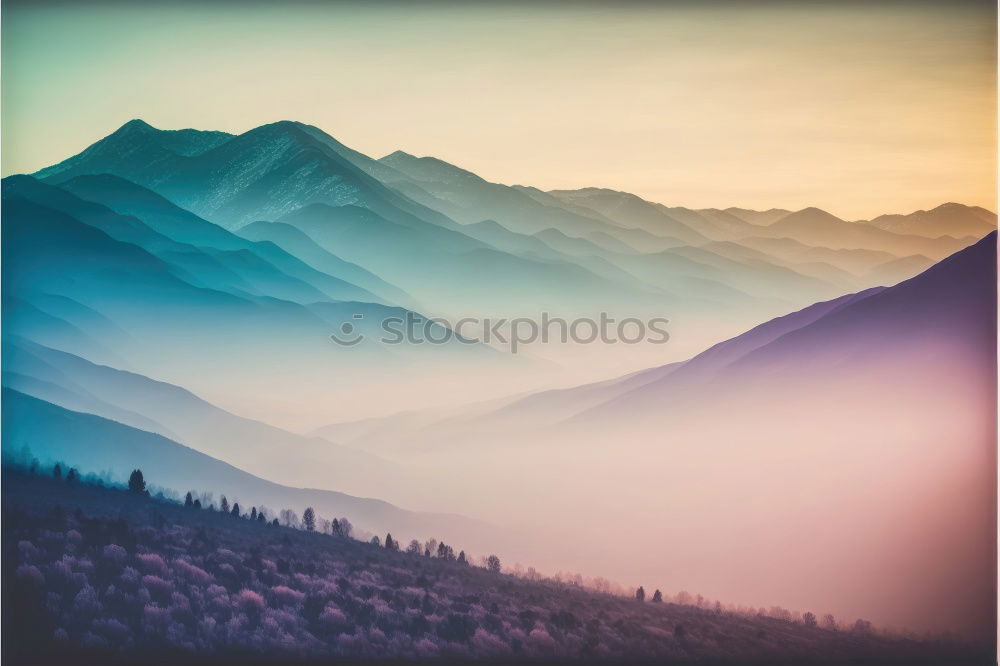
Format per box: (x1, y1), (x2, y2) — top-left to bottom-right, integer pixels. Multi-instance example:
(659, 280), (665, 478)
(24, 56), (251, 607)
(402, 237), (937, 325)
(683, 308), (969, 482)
(136, 553), (167, 576)
(3, 474), (954, 663)
(18, 539), (40, 560)
(173, 559), (212, 584)
(319, 604), (347, 627)
(236, 588), (266, 613)
(270, 584), (305, 606)
(102, 544), (128, 565)
(16, 563), (44, 585)
(141, 574), (173, 601)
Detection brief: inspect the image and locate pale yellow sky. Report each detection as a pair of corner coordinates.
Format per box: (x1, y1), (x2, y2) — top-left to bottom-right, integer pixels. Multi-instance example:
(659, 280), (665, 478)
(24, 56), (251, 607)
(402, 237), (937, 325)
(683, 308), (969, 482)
(2, 1), (996, 219)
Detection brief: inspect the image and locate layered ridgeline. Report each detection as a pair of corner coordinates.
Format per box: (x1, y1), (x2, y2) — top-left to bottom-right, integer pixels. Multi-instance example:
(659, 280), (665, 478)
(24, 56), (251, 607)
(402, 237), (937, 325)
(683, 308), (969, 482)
(2, 119), (995, 643)
(1, 172), (511, 432)
(1, 336), (414, 499)
(1, 389), (493, 553)
(13, 119), (992, 427)
(31, 120), (980, 314)
(315, 234), (997, 641)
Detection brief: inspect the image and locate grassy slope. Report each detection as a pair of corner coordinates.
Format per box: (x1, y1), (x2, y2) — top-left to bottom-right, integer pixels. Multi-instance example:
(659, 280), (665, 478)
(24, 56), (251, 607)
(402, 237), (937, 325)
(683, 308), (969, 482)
(2, 470), (988, 665)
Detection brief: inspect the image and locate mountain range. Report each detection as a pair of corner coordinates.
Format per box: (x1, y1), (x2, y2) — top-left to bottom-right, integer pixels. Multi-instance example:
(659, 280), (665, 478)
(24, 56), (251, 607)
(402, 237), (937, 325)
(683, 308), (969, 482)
(2, 118), (996, 638)
(311, 233), (997, 640)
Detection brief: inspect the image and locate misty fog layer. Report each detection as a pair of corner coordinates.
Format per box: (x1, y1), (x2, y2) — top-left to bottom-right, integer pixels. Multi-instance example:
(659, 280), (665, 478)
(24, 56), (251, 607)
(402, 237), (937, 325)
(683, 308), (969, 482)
(2, 115), (995, 650)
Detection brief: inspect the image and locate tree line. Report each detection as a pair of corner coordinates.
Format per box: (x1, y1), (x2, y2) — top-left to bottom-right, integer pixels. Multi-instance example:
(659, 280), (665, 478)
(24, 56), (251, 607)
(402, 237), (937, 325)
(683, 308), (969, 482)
(114, 467), (505, 575)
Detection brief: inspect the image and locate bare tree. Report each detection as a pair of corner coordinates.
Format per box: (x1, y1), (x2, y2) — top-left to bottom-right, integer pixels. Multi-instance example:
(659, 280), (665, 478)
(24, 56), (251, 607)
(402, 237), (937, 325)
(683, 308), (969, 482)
(406, 539), (422, 555)
(280, 509), (299, 528)
(486, 555), (502, 573)
(822, 614), (837, 630)
(803, 612), (817, 627)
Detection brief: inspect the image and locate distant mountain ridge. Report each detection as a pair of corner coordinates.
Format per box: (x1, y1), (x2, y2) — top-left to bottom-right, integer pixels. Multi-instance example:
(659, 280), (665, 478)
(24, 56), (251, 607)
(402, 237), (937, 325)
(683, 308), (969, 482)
(13, 117), (995, 426)
(323, 231), (996, 445)
(860, 202), (997, 239)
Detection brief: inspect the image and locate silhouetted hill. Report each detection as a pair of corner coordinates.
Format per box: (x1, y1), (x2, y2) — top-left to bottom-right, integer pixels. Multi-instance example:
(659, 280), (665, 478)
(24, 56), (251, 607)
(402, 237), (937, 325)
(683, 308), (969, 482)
(3, 469), (982, 664)
(2, 389), (487, 547)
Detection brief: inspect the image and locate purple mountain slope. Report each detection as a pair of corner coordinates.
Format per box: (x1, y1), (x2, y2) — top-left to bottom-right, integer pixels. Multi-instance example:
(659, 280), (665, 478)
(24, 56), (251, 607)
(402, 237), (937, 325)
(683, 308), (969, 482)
(572, 231), (995, 423)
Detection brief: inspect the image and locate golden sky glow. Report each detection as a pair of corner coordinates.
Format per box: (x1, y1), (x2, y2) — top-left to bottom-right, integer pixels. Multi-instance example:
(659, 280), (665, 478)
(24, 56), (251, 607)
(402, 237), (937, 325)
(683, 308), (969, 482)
(2, 1), (996, 219)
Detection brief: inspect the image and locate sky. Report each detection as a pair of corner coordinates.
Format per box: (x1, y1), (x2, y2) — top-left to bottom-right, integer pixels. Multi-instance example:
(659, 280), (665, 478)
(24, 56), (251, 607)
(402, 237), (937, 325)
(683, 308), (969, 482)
(2, 0), (996, 219)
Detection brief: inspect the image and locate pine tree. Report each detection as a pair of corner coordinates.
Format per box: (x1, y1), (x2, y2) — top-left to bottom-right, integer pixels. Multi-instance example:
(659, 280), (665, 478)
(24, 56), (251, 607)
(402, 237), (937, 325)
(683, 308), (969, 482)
(652, 589), (663, 603)
(185, 492), (194, 508)
(486, 555), (501, 573)
(53, 463), (62, 480)
(66, 468), (78, 484)
(303, 507), (316, 532)
(457, 550), (468, 565)
(636, 586), (646, 602)
(250, 507), (258, 521)
(220, 496), (230, 514)
(231, 502), (241, 517)
(127, 469), (145, 494)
